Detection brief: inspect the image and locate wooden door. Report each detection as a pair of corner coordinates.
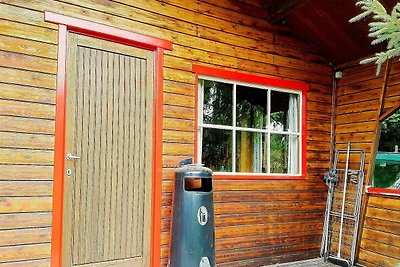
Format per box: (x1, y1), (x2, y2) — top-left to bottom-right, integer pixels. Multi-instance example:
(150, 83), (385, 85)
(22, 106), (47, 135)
(63, 33), (154, 267)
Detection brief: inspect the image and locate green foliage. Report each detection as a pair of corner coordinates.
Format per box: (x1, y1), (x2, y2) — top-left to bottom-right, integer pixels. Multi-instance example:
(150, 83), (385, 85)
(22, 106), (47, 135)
(379, 109), (400, 152)
(202, 80), (233, 171)
(350, 0), (400, 74)
(270, 133), (288, 173)
(202, 128), (232, 172)
(202, 80), (232, 125)
(374, 164), (400, 187)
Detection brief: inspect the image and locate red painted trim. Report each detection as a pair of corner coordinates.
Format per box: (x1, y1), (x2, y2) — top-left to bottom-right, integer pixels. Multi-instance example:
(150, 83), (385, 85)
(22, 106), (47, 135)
(48, 14), (167, 267)
(301, 88), (308, 177)
(366, 187), (400, 197)
(45, 12), (172, 51)
(151, 47), (164, 267)
(193, 64), (308, 180)
(51, 24), (67, 267)
(192, 65), (309, 92)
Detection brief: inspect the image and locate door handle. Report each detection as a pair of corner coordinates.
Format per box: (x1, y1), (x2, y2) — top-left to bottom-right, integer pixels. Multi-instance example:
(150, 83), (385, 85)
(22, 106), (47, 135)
(66, 153), (80, 160)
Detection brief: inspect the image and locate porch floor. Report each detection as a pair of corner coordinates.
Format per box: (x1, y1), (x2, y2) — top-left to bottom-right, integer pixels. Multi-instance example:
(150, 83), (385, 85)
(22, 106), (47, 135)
(264, 258), (339, 266)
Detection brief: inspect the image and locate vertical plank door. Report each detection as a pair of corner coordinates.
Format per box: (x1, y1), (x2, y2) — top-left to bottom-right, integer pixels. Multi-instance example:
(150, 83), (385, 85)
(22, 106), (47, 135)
(63, 33), (154, 267)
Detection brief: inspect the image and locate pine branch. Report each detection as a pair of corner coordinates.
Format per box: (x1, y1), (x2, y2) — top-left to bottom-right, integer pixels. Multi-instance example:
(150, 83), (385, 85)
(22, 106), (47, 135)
(350, 0), (400, 75)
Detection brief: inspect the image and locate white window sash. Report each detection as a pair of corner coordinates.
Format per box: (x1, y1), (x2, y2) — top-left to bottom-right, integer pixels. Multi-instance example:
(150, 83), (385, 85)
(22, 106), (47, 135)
(198, 77), (302, 175)
(288, 94), (299, 174)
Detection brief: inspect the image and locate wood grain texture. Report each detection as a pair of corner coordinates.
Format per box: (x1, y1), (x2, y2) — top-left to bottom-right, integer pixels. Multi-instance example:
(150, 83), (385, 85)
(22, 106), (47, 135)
(61, 35), (154, 266)
(0, 51), (56, 74)
(0, 244), (51, 263)
(0, 132), (54, 150)
(0, 148), (53, 165)
(0, 34), (57, 59)
(0, 181), (52, 196)
(0, 197), (52, 213)
(0, 116), (55, 135)
(0, 67), (56, 89)
(0, 227), (51, 246)
(0, 212), (52, 230)
(0, 1), (333, 266)
(0, 259), (50, 267)
(0, 165), (53, 181)
(0, 83), (56, 104)
(0, 99), (55, 120)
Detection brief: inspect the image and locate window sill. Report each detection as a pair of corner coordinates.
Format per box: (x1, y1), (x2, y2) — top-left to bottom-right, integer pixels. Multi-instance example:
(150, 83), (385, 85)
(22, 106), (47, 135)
(213, 172), (306, 180)
(366, 186), (400, 197)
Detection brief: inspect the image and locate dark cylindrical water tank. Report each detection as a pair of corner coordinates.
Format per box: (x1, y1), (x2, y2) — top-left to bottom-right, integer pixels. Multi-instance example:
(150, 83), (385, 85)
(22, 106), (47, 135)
(170, 161), (215, 267)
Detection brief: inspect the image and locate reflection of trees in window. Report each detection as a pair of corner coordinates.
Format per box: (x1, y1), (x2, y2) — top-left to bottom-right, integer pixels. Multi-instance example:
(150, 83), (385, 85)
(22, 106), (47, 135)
(236, 85), (268, 129)
(199, 78), (301, 175)
(270, 91), (292, 173)
(203, 80), (232, 125)
(270, 134), (288, 173)
(202, 128), (232, 172)
(236, 85), (268, 172)
(373, 109), (400, 189)
(380, 110), (400, 151)
(271, 91), (289, 131)
(201, 80), (233, 171)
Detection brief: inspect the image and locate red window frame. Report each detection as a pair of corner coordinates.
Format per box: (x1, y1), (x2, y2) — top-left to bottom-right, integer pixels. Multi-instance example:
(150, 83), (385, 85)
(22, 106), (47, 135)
(193, 65), (309, 180)
(366, 186), (400, 196)
(45, 12), (172, 267)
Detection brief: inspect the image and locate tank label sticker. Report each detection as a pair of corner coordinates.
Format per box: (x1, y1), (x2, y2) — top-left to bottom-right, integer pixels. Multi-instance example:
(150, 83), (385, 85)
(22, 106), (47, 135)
(197, 206), (208, 226)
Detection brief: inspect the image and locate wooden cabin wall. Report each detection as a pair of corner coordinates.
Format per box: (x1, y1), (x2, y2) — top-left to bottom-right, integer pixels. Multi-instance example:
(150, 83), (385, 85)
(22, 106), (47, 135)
(335, 60), (400, 267)
(0, 1), (333, 266)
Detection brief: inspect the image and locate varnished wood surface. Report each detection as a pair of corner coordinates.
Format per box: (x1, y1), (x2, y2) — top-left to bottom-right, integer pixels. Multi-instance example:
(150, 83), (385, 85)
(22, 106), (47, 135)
(335, 60), (400, 267)
(0, 1), (332, 266)
(284, 0), (399, 65)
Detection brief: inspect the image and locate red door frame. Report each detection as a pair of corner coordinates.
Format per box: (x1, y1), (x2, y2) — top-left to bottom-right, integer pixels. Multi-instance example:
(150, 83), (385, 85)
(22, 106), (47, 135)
(45, 12), (172, 267)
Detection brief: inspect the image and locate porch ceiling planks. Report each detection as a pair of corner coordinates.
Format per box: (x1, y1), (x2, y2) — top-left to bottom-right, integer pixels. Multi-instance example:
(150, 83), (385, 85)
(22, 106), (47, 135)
(263, 0), (399, 65)
(266, 0), (309, 24)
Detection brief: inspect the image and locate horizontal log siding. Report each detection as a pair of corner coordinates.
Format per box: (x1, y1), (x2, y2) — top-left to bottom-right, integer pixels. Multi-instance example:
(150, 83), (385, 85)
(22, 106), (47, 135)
(335, 60), (400, 267)
(0, 1), (332, 266)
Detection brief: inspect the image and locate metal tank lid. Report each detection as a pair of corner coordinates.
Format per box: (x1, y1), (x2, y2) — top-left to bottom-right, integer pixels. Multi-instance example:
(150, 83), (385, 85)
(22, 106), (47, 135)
(175, 159), (213, 178)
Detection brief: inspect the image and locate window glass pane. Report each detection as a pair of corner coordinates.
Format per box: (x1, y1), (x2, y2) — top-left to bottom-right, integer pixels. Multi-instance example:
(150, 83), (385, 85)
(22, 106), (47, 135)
(202, 79), (233, 126)
(202, 128), (233, 172)
(199, 78), (303, 175)
(270, 91), (300, 132)
(236, 85), (268, 129)
(373, 109), (400, 189)
(270, 134), (289, 174)
(236, 131), (267, 173)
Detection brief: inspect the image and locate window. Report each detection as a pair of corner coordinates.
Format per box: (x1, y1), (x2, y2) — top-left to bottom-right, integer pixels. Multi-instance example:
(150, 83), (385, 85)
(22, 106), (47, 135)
(373, 109), (400, 190)
(197, 76), (304, 176)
